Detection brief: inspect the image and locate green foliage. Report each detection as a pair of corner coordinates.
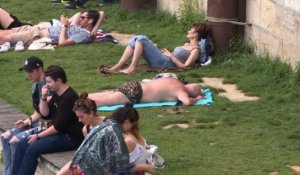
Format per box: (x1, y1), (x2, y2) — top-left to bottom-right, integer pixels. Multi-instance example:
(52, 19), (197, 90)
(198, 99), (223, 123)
(178, 0), (205, 31)
(1, 1), (300, 174)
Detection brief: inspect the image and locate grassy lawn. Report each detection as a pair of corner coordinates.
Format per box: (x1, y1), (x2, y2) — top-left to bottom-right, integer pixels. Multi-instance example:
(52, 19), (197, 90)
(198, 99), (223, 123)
(1, 1), (300, 174)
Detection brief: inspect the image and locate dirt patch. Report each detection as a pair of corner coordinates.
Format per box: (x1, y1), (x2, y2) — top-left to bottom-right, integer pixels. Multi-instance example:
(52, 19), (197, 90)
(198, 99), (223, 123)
(200, 77), (259, 102)
(162, 121), (220, 130)
(110, 31), (134, 46)
(162, 123), (189, 129)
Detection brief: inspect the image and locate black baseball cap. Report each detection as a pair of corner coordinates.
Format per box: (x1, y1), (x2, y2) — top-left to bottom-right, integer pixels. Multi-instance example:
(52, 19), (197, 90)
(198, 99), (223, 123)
(19, 56), (43, 71)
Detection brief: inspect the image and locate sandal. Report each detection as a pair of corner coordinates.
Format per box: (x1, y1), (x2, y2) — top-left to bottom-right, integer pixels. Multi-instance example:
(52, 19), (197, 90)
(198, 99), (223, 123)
(98, 65), (114, 75)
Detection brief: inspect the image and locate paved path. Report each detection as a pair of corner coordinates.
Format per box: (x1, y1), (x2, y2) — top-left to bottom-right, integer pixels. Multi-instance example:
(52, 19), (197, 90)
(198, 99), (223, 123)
(0, 99), (27, 132)
(0, 98), (28, 174)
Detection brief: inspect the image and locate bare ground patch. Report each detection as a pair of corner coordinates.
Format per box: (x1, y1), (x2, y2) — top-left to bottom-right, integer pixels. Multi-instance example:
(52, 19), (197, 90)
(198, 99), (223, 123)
(110, 31), (134, 46)
(200, 77), (259, 102)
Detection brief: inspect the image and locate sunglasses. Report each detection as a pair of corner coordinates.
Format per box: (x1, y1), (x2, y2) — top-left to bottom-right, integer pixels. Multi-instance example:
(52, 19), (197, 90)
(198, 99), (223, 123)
(74, 100), (83, 108)
(80, 16), (88, 20)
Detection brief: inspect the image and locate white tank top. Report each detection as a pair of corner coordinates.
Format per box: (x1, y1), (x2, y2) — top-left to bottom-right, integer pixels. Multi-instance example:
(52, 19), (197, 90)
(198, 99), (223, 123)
(129, 142), (147, 164)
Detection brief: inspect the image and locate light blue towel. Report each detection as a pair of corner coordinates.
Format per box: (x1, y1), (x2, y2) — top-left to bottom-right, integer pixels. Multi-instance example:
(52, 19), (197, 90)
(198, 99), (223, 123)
(97, 88), (213, 111)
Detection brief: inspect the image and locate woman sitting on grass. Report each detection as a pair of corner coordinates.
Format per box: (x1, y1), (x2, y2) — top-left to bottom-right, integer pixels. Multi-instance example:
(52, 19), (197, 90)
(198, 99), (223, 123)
(100, 22), (213, 74)
(57, 92), (105, 175)
(58, 94), (155, 175)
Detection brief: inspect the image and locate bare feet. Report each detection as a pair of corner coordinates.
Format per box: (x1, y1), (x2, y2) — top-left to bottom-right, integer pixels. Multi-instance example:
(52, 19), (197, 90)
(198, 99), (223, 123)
(98, 65), (116, 75)
(290, 166), (300, 175)
(119, 67), (136, 74)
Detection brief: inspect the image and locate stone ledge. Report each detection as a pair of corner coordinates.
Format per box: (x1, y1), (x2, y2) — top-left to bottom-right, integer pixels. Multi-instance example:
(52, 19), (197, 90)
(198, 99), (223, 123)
(0, 98), (72, 175)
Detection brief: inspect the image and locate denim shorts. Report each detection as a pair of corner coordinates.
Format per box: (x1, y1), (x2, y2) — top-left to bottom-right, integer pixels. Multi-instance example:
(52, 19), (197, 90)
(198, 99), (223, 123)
(128, 35), (175, 68)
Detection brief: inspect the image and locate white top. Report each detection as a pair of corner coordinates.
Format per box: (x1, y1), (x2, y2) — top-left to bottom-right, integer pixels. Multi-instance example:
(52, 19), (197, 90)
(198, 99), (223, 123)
(129, 142), (147, 164)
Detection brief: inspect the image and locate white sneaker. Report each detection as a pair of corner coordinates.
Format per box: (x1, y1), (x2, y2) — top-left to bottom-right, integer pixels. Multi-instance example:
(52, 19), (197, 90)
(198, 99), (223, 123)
(0, 42), (10, 52)
(15, 41), (24, 51)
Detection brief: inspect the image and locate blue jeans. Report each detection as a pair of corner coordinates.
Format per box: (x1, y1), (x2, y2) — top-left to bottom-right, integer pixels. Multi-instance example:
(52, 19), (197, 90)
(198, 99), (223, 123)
(128, 35), (175, 68)
(11, 133), (77, 175)
(1, 124), (39, 175)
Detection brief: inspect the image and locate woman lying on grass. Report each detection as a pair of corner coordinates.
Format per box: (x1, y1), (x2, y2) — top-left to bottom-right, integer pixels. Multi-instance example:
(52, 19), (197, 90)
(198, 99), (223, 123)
(100, 22), (214, 74)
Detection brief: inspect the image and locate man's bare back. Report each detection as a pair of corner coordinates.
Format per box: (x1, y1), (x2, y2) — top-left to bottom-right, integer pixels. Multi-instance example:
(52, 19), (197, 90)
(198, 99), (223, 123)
(141, 78), (188, 102)
(89, 78), (202, 106)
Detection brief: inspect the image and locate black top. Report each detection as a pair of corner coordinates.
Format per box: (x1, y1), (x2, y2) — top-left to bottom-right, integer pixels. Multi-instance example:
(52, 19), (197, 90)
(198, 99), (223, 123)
(48, 87), (84, 146)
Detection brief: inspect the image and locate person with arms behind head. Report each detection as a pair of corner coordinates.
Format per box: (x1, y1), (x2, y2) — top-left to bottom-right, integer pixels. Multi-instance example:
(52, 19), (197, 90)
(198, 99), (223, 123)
(0, 9), (104, 51)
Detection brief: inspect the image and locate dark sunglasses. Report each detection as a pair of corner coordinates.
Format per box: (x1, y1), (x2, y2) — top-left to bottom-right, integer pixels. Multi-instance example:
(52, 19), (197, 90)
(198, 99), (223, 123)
(74, 100), (82, 107)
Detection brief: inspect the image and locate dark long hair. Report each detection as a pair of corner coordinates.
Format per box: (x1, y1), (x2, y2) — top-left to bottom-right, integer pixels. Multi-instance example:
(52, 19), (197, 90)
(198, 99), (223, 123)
(193, 22), (208, 40)
(83, 10), (100, 27)
(109, 102), (142, 141)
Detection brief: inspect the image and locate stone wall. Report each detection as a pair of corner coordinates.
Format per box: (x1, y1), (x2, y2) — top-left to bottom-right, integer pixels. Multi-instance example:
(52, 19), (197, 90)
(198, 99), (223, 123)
(156, 0), (207, 16)
(156, 0), (300, 68)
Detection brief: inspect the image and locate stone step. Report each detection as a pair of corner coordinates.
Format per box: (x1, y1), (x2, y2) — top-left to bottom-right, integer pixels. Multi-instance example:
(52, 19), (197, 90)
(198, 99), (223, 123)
(0, 98), (71, 175)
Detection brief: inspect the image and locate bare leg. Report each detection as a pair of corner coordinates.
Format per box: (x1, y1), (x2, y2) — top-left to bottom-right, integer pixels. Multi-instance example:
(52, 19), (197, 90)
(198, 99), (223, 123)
(119, 40), (144, 74)
(9, 136), (20, 143)
(0, 8), (15, 29)
(88, 91), (129, 106)
(0, 30), (12, 44)
(290, 166), (300, 175)
(109, 45), (134, 72)
(57, 161), (71, 175)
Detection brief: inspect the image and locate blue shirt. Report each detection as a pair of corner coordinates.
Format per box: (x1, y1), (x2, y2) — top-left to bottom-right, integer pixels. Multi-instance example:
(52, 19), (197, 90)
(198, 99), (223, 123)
(48, 19), (91, 44)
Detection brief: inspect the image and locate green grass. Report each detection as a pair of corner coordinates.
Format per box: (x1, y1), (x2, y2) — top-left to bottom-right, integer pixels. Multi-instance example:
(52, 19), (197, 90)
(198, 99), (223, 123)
(1, 1), (300, 174)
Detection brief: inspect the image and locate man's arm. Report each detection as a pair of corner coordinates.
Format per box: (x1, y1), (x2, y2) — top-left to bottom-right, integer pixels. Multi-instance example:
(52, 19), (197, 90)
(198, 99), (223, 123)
(39, 85), (50, 116)
(28, 125), (58, 144)
(177, 91), (197, 106)
(91, 11), (105, 37)
(58, 15), (76, 46)
(15, 111), (41, 129)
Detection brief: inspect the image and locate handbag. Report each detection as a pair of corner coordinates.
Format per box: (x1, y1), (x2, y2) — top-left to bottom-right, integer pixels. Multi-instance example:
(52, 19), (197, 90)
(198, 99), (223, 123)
(146, 145), (165, 168)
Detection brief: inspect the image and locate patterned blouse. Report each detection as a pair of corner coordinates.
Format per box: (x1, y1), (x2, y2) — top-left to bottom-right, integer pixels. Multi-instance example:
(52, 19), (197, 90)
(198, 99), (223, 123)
(70, 119), (135, 175)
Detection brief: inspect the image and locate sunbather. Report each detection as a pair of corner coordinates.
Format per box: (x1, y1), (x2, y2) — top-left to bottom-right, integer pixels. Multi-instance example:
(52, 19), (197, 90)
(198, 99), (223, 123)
(0, 7), (27, 30)
(0, 9), (104, 48)
(100, 22), (213, 74)
(88, 77), (203, 106)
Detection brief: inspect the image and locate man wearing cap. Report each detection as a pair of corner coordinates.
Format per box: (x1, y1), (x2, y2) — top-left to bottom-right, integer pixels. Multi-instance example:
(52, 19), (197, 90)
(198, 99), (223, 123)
(1, 56), (53, 175)
(11, 65), (84, 175)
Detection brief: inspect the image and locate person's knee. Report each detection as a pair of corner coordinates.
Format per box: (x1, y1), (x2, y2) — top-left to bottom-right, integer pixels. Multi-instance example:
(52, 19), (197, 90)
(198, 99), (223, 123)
(0, 33), (11, 43)
(1, 130), (12, 139)
(134, 35), (150, 45)
(128, 35), (150, 48)
(9, 136), (20, 143)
